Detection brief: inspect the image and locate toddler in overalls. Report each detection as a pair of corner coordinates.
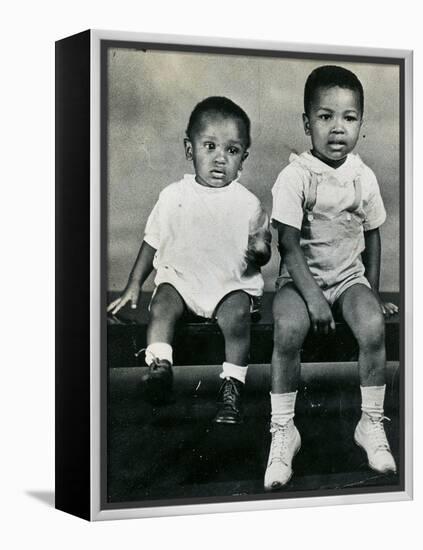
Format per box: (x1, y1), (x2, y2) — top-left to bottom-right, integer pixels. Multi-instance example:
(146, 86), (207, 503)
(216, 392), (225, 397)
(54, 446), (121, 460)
(265, 65), (398, 490)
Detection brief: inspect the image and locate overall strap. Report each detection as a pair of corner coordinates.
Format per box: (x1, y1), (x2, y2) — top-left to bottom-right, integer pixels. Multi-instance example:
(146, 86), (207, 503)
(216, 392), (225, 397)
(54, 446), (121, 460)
(348, 176), (362, 212)
(304, 171), (319, 218)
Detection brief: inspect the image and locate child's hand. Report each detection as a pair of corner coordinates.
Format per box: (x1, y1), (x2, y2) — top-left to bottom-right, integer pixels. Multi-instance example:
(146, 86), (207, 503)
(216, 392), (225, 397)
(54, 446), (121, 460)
(107, 280), (141, 315)
(245, 229), (272, 268)
(307, 294), (336, 334)
(371, 290), (399, 317)
(380, 301), (399, 317)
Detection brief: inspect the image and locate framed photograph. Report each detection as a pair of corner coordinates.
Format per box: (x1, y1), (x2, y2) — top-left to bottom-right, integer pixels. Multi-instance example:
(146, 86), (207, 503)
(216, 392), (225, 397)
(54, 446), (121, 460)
(55, 29), (413, 521)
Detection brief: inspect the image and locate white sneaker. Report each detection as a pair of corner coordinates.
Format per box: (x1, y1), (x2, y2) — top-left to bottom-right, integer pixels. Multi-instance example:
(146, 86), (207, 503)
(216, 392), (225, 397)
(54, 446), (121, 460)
(264, 420), (301, 491)
(354, 414), (397, 474)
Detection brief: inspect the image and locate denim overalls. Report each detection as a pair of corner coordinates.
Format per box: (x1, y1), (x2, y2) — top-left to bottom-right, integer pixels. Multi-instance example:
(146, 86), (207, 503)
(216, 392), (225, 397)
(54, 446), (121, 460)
(277, 154), (371, 304)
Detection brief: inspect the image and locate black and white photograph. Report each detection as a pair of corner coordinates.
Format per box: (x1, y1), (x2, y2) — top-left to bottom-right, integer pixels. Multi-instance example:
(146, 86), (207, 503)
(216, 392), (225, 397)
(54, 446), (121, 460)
(96, 35), (408, 514)
(4, 0), (423, 545)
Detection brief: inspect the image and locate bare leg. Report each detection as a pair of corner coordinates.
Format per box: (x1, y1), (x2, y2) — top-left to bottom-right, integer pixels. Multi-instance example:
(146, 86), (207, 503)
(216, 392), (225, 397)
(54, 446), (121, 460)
(264, 284), (309, 490)
(215, 291), (251, 366)
(142, 284), (185, 404)
(337, 284), (385, 387)
(337, 284), (396, 473)
(147, 283), (185, 345)
(272, 283), (310, 393)
(213, 291), (251, 424)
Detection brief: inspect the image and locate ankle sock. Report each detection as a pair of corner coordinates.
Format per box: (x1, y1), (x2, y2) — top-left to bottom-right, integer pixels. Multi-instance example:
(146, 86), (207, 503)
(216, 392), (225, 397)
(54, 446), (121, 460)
(270, 391), (297, 426)
(145, 342), (173, 366)
(220, 362), (248, 384)
(360, 384), (386, 419)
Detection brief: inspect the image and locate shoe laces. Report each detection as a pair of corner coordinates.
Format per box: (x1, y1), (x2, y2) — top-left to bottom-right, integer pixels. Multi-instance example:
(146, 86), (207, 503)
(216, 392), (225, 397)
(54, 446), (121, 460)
(134, 347), (146, 358)
(150, 357), (171, 372)
(220, 378), (238, 409)
(366, 415), (391, 452)
(269, 422), (292, 466)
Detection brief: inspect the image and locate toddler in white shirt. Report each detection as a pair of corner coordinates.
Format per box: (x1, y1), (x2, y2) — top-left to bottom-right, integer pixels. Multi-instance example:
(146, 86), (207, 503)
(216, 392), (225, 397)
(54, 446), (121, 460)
(108, 96), (271, 423)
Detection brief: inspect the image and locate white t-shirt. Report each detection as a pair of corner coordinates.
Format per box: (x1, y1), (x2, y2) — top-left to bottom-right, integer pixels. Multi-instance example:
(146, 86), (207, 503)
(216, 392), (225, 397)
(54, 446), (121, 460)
(144, 174), (266, 318)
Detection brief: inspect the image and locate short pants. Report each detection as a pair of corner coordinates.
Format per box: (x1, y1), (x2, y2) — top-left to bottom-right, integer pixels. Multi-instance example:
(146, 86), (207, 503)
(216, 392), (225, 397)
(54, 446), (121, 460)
(150, 283), (262, 320)
(275, 273), (371, 306)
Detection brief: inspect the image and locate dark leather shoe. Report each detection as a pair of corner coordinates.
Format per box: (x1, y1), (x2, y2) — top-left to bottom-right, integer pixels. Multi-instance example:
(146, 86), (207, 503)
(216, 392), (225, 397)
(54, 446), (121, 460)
(214, 377), (244, 424)
(141, 358), (173, 404)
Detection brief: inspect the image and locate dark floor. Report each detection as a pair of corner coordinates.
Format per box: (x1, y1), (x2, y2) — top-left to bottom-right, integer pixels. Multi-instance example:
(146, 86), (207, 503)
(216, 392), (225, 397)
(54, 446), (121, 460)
(107, 363), (401, 506)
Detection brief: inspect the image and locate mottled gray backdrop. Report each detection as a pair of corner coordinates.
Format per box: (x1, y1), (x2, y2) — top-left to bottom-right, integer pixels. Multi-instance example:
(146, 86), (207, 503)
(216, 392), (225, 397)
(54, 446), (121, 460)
(107, 47), (399, 292)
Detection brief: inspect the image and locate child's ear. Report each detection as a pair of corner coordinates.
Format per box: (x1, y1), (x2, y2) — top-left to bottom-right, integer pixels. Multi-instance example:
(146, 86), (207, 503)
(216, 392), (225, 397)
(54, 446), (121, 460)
(238, 151), (250, 172)
(184, 138), (193, 161)
(302, 113), (311, 136)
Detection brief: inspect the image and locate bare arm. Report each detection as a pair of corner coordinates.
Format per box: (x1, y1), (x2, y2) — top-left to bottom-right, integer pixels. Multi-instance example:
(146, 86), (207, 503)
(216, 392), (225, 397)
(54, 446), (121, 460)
(362, 228), (381, 290)
(275, 220), (335, 334)
(127, 240), (156, 286)
(363, 228), (398, 316)
(107, 240), (156, 314)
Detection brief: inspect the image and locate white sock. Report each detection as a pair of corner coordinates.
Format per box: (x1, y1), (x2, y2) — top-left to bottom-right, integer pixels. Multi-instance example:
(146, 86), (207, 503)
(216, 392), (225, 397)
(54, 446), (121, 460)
(145, 342), (173, 366)
(220, 362), (248, 384)
(270, 391), (297, 426)
(360, 385), (386, 419)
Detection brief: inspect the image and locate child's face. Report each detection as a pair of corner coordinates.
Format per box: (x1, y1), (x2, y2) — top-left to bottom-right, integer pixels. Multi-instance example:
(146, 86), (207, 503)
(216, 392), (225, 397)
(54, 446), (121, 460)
(184, 113), (249, 188)
(303, 86), (362, 168)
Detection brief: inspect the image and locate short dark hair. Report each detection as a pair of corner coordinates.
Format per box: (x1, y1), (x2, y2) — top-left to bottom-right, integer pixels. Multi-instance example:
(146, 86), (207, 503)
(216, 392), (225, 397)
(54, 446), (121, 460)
(304, 65), (364, 115)
(186, 96), (251, 149)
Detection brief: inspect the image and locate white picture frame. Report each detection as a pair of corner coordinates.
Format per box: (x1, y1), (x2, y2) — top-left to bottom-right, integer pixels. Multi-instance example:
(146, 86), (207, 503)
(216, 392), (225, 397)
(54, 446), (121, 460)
(55, 29), (413, 521)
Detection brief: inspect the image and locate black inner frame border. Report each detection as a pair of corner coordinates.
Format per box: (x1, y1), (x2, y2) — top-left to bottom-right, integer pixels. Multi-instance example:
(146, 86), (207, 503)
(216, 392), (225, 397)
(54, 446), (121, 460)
(100, 38), (406, 512)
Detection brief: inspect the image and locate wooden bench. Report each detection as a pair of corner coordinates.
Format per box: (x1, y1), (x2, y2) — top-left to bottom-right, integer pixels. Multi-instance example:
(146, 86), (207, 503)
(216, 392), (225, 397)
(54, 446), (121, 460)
(107, 291), (400, 368)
